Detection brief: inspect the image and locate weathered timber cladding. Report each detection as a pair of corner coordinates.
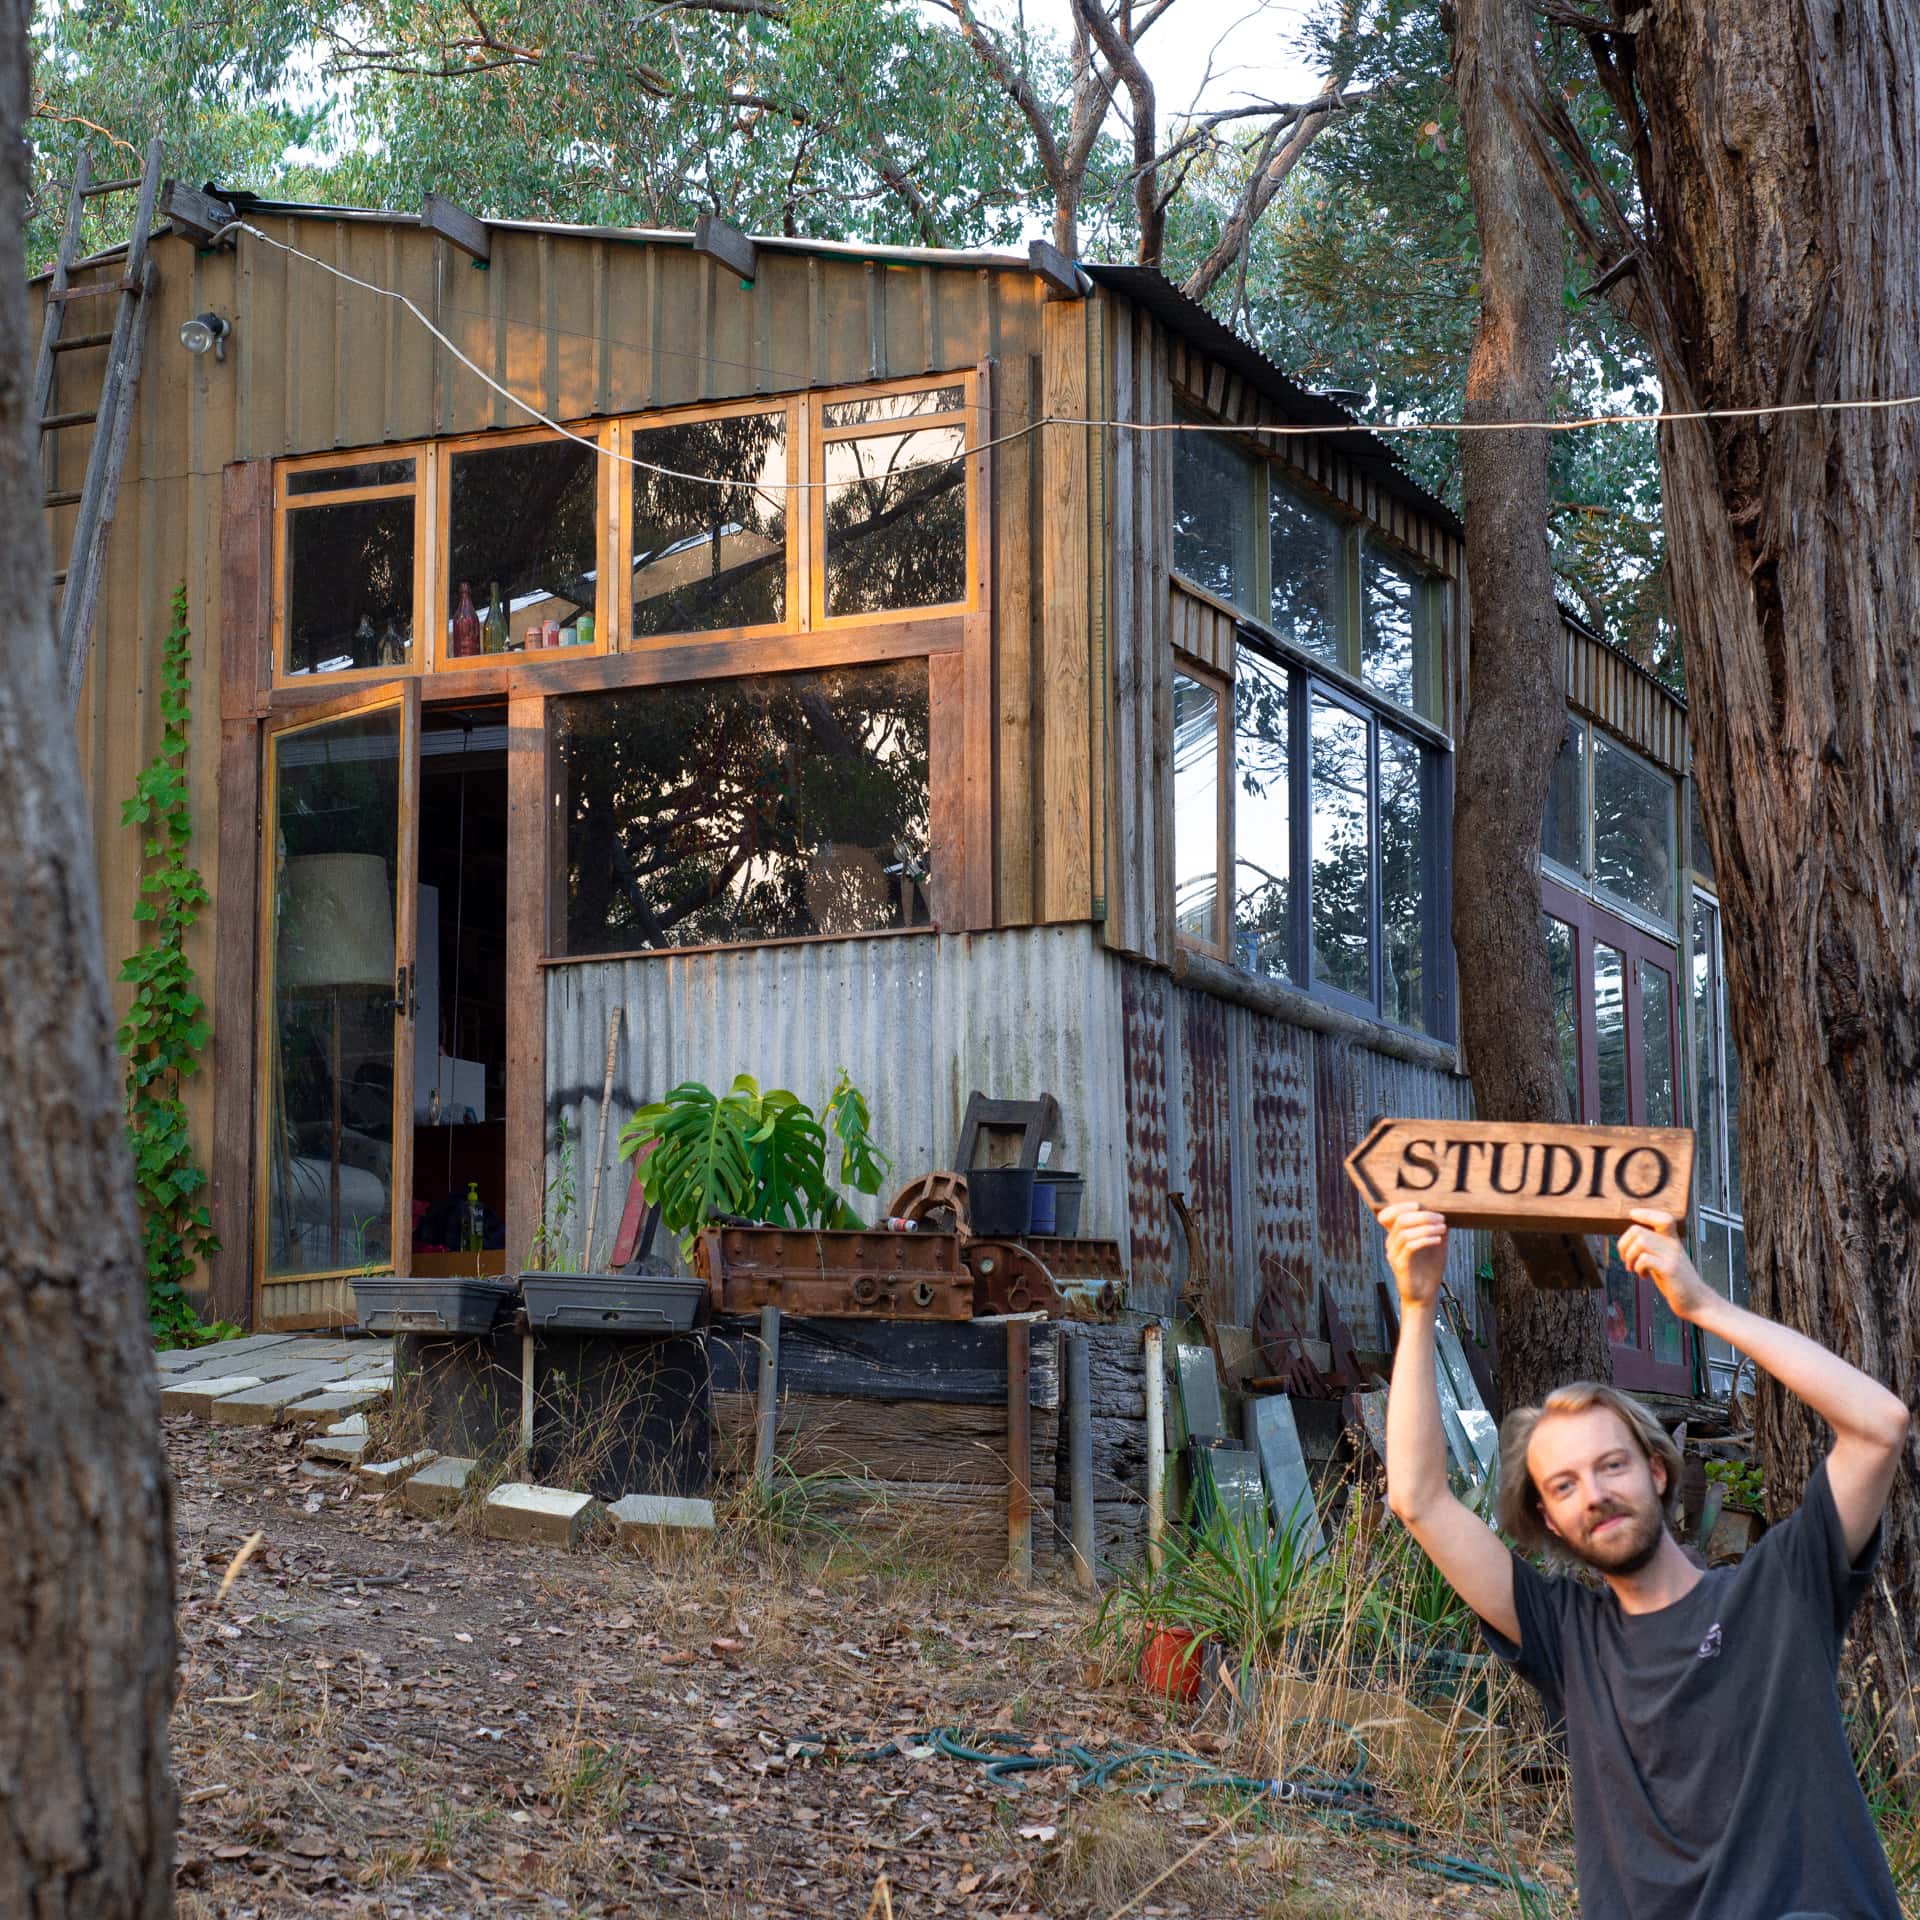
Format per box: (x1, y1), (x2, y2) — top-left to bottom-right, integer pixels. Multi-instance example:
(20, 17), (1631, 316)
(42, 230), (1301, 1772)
(1563, 615), (1688, 774)
(1051, 1319), (1153, 1572)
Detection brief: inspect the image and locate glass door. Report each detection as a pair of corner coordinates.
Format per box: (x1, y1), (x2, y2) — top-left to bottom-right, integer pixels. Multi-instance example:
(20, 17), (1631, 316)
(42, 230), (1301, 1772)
(257, 686), (419, 1288)
(1542, 875), (1694, 1393)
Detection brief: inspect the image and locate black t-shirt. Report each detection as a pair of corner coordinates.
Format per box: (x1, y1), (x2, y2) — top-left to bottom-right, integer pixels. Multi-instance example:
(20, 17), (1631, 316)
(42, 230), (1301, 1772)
(1482, 1461), (1901, 1920)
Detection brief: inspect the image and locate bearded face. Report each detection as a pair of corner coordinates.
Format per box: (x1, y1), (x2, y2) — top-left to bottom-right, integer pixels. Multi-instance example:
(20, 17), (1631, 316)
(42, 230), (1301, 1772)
(1527, 1406), (1672, 1577)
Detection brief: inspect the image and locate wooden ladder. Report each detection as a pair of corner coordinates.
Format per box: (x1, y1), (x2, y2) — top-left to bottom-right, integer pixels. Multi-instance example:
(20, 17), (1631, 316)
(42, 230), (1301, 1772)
(33, 138), (164, 708)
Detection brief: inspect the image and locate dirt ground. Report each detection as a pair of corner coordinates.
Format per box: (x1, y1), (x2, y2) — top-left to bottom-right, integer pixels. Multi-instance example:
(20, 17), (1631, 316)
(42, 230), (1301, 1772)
(167, 1417), (1566, 1919)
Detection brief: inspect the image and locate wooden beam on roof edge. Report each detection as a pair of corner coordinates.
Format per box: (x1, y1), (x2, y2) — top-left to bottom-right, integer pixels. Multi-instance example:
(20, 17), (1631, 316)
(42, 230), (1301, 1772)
(693, 214), (757, 283)
(162, 182), (237, 249)
(421, 193), (491, 263)
(1028, 239), (1088, 301)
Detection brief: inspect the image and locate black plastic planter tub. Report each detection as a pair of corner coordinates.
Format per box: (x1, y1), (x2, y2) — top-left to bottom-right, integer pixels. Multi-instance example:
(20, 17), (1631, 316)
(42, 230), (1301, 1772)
(353, 1275), (518, 1336)
(519, 1271), (706, 1335)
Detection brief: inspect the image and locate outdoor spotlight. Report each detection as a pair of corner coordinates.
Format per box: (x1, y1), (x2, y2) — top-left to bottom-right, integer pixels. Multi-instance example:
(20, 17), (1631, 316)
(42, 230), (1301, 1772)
(179, 311), (230, 361)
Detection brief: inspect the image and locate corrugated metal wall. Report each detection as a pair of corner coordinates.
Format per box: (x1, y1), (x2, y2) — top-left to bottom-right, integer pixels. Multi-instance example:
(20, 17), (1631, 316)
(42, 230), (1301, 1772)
(544, 926), (1129, 1271)
(1119, 960), (1479, 1335)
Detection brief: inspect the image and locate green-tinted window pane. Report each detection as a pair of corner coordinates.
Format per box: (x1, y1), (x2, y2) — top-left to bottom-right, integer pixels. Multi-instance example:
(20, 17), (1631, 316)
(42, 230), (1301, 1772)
(823, 426), (966, 617)
(822, 387), (965, 428)
(1233, 650), (1292, 976)
(1690, 782), (1714, 885)
(283, 497), (415, 675)
(1542, 719), (1586, 877)
(1360, 544), (1431, 714)
(1641, 958), (1675, 1127)
(1544, 914), (1580, 1117)
(1310, 695), (1371, 1000)
(1172, 424), (1255, 610)
(1380, 728), (1426, 1031)
(1700, 1220), (1734, 1368)
(449, 438), (598, 650)
(1593, 731), (1676, 924)
(1691, 895), (1723, 1210)
(288, 458), (415, 494)
(1173, 673), (1221, 946)
(266, 708), (402, 1277)
(631, 411), (788, 635)
(1268, 475), (1342, 663)
(1651, 1289), (1686, 1365)
(1605, 1246), (1638, 1347)
(554, 662), (931, 954)
(1594, 944), (1628, 1126)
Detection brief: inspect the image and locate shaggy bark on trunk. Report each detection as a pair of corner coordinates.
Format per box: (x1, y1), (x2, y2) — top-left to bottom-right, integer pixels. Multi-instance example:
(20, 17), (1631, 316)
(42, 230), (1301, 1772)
(0, 3), (178, 1909)
(1446, 0), (1609, 1412)
(1505, 0), (1920, 1744)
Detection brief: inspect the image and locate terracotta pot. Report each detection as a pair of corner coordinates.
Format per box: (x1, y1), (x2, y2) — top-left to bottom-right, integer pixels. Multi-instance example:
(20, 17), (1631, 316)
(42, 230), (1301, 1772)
(1140, 1626), (1206, 1703)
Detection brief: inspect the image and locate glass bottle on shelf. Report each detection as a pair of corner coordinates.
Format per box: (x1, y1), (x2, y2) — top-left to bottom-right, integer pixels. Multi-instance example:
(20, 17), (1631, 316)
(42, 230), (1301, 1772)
(377, 606), (407, 667)
(452, 581), (482, 658)
(483, 581), (507, 654)
(353, 612), (378, 668)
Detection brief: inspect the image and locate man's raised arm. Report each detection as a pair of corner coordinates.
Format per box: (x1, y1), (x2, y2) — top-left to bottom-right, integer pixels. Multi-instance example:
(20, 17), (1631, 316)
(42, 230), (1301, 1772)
(1618, 1209), (1910, 1557)
(1377, 1203), (1520, 1642)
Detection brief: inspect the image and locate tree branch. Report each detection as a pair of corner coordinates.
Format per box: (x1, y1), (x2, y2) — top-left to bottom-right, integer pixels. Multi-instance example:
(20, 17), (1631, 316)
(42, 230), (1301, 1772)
(1069, 0), (1162, 261)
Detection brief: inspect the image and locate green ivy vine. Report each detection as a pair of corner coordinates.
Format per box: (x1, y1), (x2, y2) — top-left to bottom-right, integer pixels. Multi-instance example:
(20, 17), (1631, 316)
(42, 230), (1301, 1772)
(119, 584), (230, 1347)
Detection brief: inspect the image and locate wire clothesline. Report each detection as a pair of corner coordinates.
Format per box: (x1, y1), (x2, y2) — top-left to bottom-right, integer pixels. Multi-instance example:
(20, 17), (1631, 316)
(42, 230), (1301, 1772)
(224, 219), (1920, 497)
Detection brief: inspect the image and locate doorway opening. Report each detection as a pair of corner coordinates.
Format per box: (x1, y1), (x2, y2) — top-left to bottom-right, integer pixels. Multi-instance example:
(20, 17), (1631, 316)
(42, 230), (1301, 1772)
(411, 704), (510, 1275)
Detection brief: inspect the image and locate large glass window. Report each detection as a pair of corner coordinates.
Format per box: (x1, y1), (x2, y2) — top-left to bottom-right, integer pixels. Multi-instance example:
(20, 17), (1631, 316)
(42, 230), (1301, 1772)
(1544, 913), (1580, 1113)
(1232, 649), (1292, 975)
(553, 662), (932, 955)
(1173, 672), (1223, 948)
(1541, 721), (1587, 877)
(1309, 693), (1372, 1002)
(446, 436), (599, 658)
(1172, 420), (1257, 609)
(820, 426), (967, 618)
(1268, 476), (1342, 664)
(1593, 732), (1676, 925)
(629, 409), (789, 637)
(1379, 729), (1430, 1030)
(1692, 887), (1747, 1394)
(1361, 545), (1431, 711)
(281, 480), (418, 678)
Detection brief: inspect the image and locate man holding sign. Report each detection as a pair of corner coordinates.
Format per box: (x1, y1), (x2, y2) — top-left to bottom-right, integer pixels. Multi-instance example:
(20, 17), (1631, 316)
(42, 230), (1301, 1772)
(1377, 1199), (1908, 1920)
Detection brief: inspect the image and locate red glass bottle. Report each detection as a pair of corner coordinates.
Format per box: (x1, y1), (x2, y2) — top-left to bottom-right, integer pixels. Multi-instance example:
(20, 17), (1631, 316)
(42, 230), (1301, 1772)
(452, 580), (481, 658)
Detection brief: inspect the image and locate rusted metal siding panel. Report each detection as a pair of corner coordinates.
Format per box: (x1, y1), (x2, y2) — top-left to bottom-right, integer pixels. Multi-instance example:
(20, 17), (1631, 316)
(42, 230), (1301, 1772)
(1312, 1036), (1372, 1326)
(544, 926), (1128, 1273)
(1175, 985), (1234, 1321)
(1120, 965), (1175, 1315)
(1243, 1009), (1316, 1331)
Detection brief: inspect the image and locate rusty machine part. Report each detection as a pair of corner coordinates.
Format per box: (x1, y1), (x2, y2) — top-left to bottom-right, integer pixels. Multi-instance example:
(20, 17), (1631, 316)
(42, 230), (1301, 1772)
(1253, 1263), (1328, 1396)
(701, 1227), (975, 1320)
(885, 1170), (971, 1235)
(963, 1239), (1065, 1318)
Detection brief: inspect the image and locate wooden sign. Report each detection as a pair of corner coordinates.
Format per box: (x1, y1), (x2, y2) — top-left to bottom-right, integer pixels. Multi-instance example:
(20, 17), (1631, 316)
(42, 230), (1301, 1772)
(1345, 1118), (1694, 1238)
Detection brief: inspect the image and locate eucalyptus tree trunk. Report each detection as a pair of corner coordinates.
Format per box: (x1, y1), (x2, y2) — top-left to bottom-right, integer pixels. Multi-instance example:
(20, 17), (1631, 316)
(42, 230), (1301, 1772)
(0, 2), (177, 1909)
(1446, 0), (1609, 1412)
(1620, 0), (1920, 1749)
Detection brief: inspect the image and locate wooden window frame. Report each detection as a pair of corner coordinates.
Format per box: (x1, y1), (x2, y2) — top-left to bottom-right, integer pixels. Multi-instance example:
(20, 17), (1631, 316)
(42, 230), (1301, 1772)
(1171, 654), (1231, 963)
(810, 370), (979, 633)
(431, 421), (613, 671)
(271, 449), (434, 693)
(613, 393), (802, 655)
(1542, 870), (1695, 1393)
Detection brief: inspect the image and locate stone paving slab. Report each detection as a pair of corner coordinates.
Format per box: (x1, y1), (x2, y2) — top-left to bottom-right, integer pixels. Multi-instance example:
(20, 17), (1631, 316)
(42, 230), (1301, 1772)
(160, 1375), (265, 1419)
(403, 1456), (479, 1517)
(163, 1344), (350, 1390)
(153, 1333), (301, 1374)
(305, 1432), (370, 1465)
(320, 1373), (393, 1393)
(608, 1493), (716, 1540)
(281, 1388), (386, 1428)
(326, 1414), (369, 1436)
(482, 1484), (604, 1547)
(208, 1371), (353, 1427)
(357, 1451), (437, 1488)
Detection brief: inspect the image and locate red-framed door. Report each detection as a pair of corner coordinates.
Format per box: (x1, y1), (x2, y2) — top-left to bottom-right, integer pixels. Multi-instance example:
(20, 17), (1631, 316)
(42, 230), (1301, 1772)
(1542, 874), (1694, 1393)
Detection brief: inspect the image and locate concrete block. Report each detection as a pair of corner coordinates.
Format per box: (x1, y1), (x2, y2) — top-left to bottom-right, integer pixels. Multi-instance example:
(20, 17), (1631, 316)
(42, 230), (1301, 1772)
(209, 1372), (347, 1427)
(608, 1493), (716, 1541)
(482, 1483), (604, 1547)
(402, 1456), (478, 1517)
(320, 1374), (393, 1393)
(356, 1450), (438, 1488)
(155, 1334), (298, 1375)
(325, 1414), (369, 1437)
(281, 1389), (386, 1428)
(160, 1375), (263, 1418)
(305, 1432), (369, 1465)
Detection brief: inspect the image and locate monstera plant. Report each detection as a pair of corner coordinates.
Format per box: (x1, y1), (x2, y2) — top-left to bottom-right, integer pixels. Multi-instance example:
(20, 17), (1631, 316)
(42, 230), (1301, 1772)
(618, 1070), (889, 1257)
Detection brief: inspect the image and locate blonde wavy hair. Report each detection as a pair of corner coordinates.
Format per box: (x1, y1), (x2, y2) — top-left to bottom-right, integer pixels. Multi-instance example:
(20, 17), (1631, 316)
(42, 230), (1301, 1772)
(1497, 1381), (1683, 1556)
